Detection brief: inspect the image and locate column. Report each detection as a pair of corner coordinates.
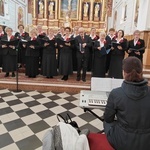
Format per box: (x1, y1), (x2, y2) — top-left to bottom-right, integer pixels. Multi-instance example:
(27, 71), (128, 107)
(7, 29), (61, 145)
(90, 0), (93, 21)
(33, 0), (36, 18)
(79, 0), (82, 20)
(55, 0), (57, 19)
(44, 0), (47, 18)
(137, 0), (150, 30)
(101, 0), (106, 21)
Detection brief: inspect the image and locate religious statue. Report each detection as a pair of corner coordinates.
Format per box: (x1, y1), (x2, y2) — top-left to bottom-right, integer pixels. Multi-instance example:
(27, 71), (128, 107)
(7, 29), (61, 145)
(94, 3), (100, 18)
(49, 1), (54, 16)
(83, 2), (89, 17)
(68, 0), (72, 11)
(38, 0), (44, 15)
(63, 12), (72, 28)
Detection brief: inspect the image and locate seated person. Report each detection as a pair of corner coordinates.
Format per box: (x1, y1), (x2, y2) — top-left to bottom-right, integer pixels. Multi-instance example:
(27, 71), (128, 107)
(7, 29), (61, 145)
(104, 56), (150, 150)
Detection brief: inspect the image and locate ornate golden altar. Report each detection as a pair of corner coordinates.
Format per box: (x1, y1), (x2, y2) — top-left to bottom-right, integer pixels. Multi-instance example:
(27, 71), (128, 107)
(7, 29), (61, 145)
(28, 0), (108, 33)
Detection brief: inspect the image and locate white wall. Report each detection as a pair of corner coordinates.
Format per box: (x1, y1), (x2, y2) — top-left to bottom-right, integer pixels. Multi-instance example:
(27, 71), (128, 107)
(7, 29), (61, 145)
(108, 0), (140, 35)
(0, 0), (28, 33)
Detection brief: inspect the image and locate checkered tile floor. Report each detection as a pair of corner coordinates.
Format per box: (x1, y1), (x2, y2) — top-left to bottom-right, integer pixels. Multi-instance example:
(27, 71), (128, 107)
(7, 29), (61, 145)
(0, 89), (104, 150)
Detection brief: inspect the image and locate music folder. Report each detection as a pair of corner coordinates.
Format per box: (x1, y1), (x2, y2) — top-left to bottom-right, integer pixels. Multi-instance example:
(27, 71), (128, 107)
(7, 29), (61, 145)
(129, 47), (146, 52)
(41, 39), (55, 46)
(38, 34), (46, 39)
(1, 39), (19, 47)
(57, 38), (74, 46)
(111, 42), (122, 49)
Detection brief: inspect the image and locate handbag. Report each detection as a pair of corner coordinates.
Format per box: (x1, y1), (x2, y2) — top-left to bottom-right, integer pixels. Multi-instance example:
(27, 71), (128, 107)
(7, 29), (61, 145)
(57, 113), (81, 134)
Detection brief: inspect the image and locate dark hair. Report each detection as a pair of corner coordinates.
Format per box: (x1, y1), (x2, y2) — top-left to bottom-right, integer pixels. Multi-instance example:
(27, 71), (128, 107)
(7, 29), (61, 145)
(65, 27), (71, 32)
(18, 24), (24, 29)
(109, 28), (115, 32)
(117, 29), (124, 37)
(123, 57), (143, 82)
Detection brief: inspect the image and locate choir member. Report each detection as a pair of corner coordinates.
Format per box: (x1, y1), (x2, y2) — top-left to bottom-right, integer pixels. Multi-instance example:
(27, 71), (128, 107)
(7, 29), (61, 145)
(108, 29), (127, 79)
(41, 28), (57, 78)
(88, 27), (99, 71)
(75, 27), (91, 82)
(71, 26), (79, 71)
(0, 25), (5, 67)
(58, 27), (73, 81)
(56, 26), (65, 38)
(1, 27), (18, 77)
(56, 26), (65, 68)
(127, 30), (145, 62)
(25, 29), (40, 78)
(105, 28), (116, 73)
(92, 32), (107, 77)
(37, 25), (46, 68)
(15, 24), (29, 67)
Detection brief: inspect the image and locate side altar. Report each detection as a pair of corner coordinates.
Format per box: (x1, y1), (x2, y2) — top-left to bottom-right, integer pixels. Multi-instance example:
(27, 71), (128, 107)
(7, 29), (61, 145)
(28, 0), (108, 32)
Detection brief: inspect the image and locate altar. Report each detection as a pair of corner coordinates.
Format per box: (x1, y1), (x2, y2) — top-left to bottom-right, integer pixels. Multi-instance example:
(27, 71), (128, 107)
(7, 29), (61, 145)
(28, 0), (108, 33)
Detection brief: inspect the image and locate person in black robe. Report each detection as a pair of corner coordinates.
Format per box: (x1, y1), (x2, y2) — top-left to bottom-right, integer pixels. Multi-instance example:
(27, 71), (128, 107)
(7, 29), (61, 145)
(88, 27), (99, 71)
(25, 29), (40, 78)
(108, 29), (127, 79)
(41, 28), (57, 78)
(75, 27), (92, 82)
(58, 27), (73, 81)
(1, 27), (18, 77)
(15, 24), (29, 67)
(92, 32), (107, 77)
(0, 25), (5, 67)
(127, 30), (145, 62)
(70, 26), (79, 71)
(36, 25), (47, 68)
(105, 28), (116, 73)
(55, 26), (65, 68)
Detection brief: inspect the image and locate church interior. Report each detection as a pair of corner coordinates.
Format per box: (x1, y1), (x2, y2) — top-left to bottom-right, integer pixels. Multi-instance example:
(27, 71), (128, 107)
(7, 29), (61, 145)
(0, 0), (150, 149)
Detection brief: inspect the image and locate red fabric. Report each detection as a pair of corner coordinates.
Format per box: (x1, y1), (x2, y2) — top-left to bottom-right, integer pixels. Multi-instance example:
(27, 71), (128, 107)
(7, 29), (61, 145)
(88, 133), (114, 150)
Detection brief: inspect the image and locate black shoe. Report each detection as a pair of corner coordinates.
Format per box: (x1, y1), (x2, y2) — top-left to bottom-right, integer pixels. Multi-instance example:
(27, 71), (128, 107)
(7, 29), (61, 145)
(64, 76), (68, 81)
(50, 76), (53, 78)
(12, 72), (15, 77)
(4, 73), (9, 77)
(82, 78), (86, 82)
(76, 77), (80, 81)
(61, 76), (65, 80)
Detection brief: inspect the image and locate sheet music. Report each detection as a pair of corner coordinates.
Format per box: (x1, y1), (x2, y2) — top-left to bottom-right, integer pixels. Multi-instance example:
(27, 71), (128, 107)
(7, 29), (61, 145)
(111, 78), (124, 89)
(91, 77), (123, 92)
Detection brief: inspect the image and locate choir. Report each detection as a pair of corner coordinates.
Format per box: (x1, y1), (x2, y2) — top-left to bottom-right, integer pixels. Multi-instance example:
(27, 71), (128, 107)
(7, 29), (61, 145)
(0, 25), (146, 81)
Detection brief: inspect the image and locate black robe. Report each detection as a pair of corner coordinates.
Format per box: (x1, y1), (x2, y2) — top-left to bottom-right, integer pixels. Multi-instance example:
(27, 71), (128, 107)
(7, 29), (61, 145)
(92, 40), (107, 77)
(0, 33), (5, 67)
(88, 35), (99, 71)
(105, 35), (116, 73)
(58, 37), (73, 76)
(1, 35), (18, 73)
(41, 37), (57, 77)
(70, 34), (78, 71)
(127, 39), (145, 62)
(108, 38), (127, 79)
(15, 32), (29, 64)
(25, 37), (40, 77)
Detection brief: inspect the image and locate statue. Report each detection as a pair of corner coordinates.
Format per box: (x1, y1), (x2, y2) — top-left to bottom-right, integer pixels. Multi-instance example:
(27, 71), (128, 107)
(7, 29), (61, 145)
(94, 3), (100, 18)
(83, 2), (89, 17)
(63, 12), (72, 28)
(39, 0), (44, 15)
(68, 0), (72, 11)
(49, 2), (54, 16)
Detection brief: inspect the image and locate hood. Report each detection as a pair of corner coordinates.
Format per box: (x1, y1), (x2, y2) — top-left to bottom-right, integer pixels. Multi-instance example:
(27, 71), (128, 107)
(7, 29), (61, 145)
(122, 79), (149, 100)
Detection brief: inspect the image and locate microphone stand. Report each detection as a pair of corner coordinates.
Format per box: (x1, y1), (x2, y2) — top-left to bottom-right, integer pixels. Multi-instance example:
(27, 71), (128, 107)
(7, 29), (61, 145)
(13, 39), (22, 93)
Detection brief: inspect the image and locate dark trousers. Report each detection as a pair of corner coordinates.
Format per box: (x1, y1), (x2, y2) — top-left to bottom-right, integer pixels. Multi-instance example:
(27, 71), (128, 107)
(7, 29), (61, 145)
(77, 54), (89, 79)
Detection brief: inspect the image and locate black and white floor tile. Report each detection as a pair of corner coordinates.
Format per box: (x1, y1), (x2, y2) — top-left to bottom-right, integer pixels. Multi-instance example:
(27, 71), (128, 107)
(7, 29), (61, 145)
(0, 89), (104, 150)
